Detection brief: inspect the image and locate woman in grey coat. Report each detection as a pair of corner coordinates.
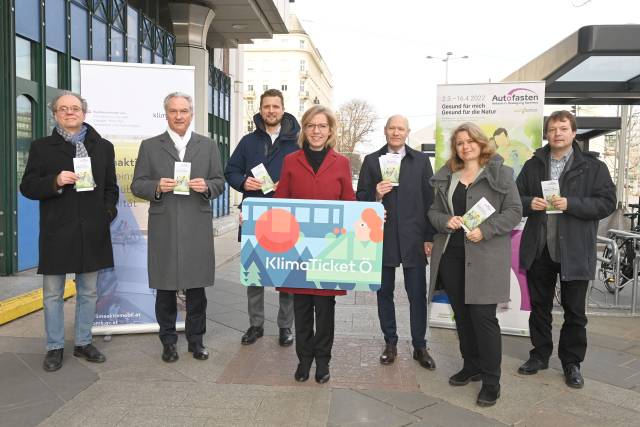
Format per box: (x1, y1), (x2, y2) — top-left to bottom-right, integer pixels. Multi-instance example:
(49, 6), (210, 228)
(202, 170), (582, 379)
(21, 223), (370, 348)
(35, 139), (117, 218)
(428, 122), (522, 407)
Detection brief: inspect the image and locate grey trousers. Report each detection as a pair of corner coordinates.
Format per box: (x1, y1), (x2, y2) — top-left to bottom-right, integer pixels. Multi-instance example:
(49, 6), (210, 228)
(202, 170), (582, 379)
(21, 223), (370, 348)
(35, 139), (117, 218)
(247, 286), (294, 328)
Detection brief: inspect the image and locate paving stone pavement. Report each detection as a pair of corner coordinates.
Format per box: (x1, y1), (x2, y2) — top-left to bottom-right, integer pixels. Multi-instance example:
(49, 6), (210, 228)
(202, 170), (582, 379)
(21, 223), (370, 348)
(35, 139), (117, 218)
(1, 226), (640, 426)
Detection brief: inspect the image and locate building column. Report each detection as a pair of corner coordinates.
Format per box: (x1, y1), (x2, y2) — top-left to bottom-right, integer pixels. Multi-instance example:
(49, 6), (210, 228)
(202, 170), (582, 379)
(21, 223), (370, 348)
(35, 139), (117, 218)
(0, 0), (16, 275)
(168, 3), (215, 134)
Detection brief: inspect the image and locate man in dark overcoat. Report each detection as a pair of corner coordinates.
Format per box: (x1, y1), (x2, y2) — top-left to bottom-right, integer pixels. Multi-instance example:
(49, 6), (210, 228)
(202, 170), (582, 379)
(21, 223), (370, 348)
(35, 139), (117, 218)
(20, 91), (118, 371)
(131, 92), (224, 362)
(224, 89), (300, 346)
(356, 115), (437, 370)
(516, 110), (616, 388)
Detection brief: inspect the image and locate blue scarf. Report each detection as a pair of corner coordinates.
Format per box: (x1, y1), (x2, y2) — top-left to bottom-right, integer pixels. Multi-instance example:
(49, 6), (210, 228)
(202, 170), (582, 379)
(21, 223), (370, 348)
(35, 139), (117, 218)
(56, 124), (89, 157)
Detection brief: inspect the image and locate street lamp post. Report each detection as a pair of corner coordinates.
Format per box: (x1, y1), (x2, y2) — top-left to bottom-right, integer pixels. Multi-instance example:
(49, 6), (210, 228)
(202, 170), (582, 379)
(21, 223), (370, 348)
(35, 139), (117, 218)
(426, 51), (469, 84)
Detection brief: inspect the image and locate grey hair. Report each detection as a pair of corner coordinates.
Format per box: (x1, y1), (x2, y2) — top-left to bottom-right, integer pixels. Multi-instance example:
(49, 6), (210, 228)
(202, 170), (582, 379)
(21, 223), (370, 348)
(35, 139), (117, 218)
(50, 91), (88, 114)
(163, 92), (193, 112)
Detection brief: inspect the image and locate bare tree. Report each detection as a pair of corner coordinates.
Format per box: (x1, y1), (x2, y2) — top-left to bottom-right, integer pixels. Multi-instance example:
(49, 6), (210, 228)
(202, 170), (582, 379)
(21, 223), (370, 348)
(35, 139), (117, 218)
(336, 99), (377, 156)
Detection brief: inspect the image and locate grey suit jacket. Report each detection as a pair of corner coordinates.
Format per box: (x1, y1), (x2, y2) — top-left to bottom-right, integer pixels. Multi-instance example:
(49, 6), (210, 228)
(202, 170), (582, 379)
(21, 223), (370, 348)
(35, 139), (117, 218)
(131, 131), (224, 290)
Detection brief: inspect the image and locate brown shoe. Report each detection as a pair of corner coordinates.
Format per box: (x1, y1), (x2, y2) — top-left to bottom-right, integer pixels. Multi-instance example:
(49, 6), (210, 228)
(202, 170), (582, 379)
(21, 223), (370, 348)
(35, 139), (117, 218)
(379, 344), (397, 365)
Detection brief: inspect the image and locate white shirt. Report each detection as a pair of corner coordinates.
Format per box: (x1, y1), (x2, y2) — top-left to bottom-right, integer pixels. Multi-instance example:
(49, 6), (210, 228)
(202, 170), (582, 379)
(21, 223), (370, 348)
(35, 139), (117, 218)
(167, 127), (192, 161)
(267, 126), (281, 144)
(387, 144), (407, 159)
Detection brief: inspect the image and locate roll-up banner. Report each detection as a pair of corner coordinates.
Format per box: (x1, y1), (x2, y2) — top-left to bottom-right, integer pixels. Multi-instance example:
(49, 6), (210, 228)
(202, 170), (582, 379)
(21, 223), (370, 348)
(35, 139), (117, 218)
(430, 82), (545, 336)
(80, 61), (195, 334)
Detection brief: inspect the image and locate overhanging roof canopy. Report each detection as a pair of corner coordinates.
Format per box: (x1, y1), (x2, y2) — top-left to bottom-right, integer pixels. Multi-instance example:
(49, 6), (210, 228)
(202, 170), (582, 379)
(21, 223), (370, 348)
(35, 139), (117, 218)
(503, 25), (640, 105)
(543, 116), (621, 141)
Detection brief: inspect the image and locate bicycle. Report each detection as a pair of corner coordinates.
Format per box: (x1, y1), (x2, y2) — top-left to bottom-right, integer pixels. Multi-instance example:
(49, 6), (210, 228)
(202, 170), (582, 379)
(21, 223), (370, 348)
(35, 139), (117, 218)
(598, 202), (640, 294)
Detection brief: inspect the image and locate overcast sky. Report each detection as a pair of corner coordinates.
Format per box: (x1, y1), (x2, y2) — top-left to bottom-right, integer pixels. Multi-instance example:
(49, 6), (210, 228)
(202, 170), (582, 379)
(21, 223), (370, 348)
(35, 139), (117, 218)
(293, 0), (639, 150)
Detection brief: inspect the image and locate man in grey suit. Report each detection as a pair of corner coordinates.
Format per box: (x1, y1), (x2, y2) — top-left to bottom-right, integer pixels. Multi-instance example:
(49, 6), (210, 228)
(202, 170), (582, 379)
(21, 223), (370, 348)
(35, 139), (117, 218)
(131, 92), (224, 362)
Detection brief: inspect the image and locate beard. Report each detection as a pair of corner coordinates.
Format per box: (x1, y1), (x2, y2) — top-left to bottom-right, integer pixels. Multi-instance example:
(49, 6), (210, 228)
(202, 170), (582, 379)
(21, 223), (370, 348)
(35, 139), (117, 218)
(262, 115), (283, 127)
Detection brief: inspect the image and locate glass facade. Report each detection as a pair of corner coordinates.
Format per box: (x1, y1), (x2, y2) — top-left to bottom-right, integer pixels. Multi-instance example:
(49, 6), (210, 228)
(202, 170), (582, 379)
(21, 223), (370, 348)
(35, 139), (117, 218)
(4, 0), (181, 274)
(208, 62), (232, 218)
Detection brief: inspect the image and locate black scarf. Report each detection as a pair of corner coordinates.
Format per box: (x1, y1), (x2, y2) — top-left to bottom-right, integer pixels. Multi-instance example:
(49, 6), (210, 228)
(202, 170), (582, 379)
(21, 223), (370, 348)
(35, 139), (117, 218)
(303, 142), (328, 173)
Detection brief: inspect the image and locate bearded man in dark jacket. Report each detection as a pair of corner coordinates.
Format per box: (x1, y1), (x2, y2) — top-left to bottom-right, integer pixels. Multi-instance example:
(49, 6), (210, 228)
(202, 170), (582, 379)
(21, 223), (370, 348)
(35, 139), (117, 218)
(224, 89), (300, 347)
(515, 110), (616, 389)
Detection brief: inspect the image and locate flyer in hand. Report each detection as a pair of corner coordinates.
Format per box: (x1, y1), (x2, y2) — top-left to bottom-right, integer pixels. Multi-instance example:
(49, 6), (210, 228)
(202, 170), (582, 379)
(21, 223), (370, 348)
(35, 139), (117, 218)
(461, 197), (496, 232)
(173, 161), (191, 195)
(540, 180), (561, 214)
(73, 157), (96, 192)
(251, 163), (275, 194)
(378, 153), (402, 186)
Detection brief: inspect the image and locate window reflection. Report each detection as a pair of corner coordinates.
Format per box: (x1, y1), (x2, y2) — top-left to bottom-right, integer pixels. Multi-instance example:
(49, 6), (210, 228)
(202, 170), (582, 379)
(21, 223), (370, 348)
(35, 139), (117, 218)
(16, 95), (34, 180)
(111, 29), (125, 62)
(46, 49), (59, 88)
(92, 18), (107, 61)
(45, 0), (66, 52)
(15, 0), (40, 42)
(71, 4), (89, 59)
(15, 37), (32, 80)
(71, 59), (81, 93)
(142, 47), (152, 64)
(127, 7), (139, 62)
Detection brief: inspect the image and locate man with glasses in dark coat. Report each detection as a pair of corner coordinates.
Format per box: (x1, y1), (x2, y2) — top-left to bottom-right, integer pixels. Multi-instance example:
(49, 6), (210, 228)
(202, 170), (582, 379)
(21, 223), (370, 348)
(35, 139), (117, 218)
(21, 91), (118, 372)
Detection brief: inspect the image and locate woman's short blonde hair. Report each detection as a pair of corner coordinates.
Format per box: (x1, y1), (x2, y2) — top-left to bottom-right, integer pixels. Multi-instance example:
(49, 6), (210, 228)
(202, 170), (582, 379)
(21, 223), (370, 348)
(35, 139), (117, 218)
(446, 122), (495, 171)
(298, 105), (338, 149)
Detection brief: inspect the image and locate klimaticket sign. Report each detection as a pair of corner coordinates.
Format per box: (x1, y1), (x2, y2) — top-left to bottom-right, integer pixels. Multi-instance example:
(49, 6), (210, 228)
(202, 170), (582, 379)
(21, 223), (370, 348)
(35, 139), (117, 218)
(241, 198), (385, 291)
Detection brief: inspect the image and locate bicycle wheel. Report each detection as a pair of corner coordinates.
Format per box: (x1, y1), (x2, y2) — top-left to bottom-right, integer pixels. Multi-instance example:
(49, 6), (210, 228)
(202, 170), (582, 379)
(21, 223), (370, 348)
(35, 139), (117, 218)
(599, 245), (617, 293)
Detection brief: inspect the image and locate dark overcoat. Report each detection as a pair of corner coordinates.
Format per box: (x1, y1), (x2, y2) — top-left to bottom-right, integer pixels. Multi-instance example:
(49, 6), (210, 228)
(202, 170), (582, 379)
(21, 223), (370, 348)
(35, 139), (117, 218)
(428, 155), (522, 304)
(130, 132), (224, 290)
(356, 144), (436, 268)
(516, 142), (616, 281)
(20, 124), (119, 274)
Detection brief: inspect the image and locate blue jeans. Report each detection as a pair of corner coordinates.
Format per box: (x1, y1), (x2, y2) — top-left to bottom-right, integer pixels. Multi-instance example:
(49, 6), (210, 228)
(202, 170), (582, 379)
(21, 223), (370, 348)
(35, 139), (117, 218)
(43, 271), (98, 351)
(377, 266), (428, 349)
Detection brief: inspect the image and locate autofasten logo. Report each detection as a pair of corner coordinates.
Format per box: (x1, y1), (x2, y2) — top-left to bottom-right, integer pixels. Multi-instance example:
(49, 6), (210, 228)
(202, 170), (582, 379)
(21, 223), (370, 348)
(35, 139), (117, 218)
(492, 88), (539, 103)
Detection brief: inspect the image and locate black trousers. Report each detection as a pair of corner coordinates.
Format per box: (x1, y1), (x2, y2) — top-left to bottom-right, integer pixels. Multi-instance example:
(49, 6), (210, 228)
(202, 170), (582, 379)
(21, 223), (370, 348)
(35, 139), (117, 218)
(440, 254), (501, 385)
(293, 294), (335, 369)
(377, 265), (427, 349)
(155, 288), (207, 346)
(527, 246), (588, 367)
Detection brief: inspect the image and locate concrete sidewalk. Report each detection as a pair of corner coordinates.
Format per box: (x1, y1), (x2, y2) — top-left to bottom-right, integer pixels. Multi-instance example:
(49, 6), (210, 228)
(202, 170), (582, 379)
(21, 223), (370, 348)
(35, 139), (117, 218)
(2, 224), (640, 426)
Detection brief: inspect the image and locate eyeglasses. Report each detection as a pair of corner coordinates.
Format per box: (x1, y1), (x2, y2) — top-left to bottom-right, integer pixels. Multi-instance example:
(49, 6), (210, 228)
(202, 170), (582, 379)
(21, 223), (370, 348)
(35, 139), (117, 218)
(167, 108), (191, 116)
(56, 106), (83, 114)
(305, 123), (329, 131)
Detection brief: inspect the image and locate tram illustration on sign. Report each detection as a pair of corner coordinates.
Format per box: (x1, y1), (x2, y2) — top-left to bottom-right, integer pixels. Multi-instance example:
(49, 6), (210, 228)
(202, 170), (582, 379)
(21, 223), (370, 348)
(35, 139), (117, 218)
(240, 197), (384, 292)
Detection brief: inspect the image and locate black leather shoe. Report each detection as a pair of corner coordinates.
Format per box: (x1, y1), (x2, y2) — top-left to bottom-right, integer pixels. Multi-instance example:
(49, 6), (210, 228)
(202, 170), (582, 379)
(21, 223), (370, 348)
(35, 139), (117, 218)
(413, 348), (436, 370)
(449, 368), (482, 386)
(477, 384), (500, 407)
(294, 364), (310, 382)
(380, 344), (397, 365)
(241, 326), (264, 345)
(315, 365), (330, 384)
(73, 344), (106, 363)
(161, 343), (179, 363)
(563, 363), (584, 389)
(188, 343), (209, 360)
(517, 357), (548, 375)
(279, 328), (294, 347)
(43, 349), (64, 372)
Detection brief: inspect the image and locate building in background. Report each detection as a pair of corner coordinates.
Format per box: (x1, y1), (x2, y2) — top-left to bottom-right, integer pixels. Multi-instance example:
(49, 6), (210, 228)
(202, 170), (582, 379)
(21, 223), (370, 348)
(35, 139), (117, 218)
(1, 0), (292, 276)
(241, 14), (333, 132)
